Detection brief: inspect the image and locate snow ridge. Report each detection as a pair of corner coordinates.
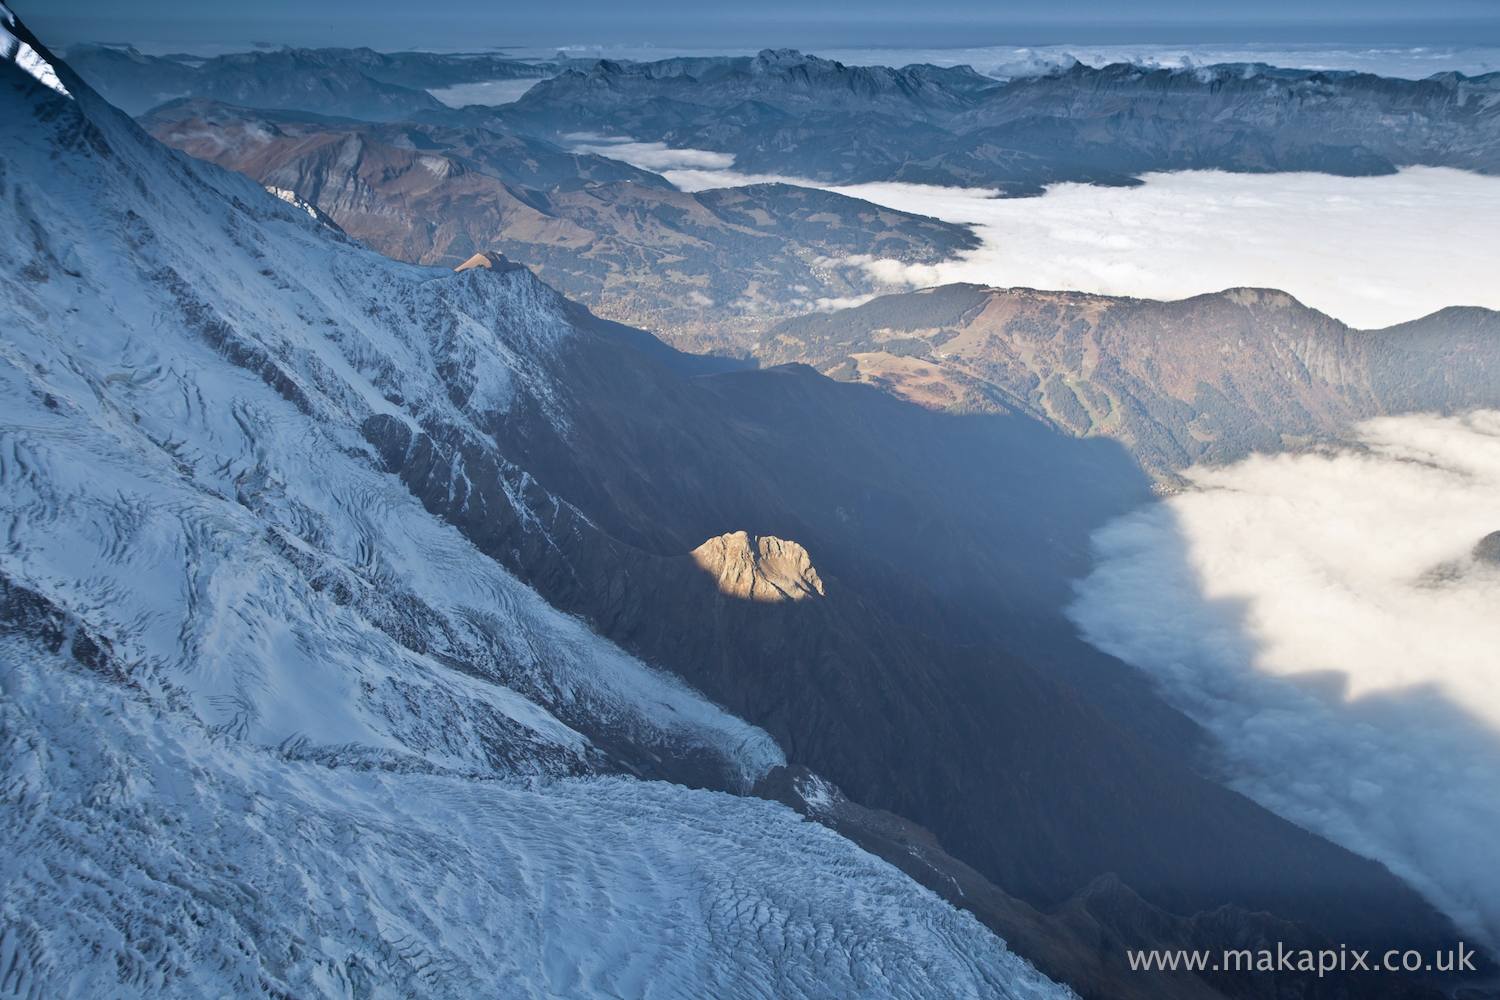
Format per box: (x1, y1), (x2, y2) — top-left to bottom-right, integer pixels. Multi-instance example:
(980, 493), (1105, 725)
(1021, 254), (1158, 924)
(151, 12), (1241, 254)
(0, 27), (1074, 1000)
(0, 5), (69, 98)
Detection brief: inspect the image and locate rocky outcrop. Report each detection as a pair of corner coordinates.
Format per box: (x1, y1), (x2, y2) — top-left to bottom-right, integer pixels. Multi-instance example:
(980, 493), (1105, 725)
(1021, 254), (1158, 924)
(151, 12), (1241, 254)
(455, 250), (526, 273)
(691, 531), (824, 602)
(264, 184), (345, 232)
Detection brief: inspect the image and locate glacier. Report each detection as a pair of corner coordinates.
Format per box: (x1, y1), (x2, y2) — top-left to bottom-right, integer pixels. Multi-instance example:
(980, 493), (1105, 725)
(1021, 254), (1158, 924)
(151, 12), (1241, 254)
(0, 17), (1073, 1000)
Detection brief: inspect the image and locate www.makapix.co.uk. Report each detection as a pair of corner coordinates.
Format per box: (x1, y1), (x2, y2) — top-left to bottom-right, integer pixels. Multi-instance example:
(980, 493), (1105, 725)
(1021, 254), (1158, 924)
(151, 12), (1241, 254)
(1128, 943), (1478, 975)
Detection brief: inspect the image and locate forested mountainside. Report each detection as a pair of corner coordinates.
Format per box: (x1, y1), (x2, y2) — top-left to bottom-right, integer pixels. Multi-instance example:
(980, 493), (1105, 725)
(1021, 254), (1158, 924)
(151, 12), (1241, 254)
(764, 284), (1500, 474)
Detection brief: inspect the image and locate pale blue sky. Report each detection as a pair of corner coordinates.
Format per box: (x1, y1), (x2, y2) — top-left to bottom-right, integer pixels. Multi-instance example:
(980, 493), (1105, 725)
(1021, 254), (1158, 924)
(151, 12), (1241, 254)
(24, 0), (1500, 53)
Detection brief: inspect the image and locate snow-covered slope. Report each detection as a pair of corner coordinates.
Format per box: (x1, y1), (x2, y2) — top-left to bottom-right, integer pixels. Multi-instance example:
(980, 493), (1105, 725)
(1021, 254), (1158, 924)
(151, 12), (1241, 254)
(0, 14), (1072, 999)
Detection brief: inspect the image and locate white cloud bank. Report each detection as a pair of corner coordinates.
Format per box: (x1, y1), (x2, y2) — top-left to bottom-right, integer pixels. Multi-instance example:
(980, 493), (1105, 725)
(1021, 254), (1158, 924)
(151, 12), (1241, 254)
(427, 78), (540, 107)
(566, 135), (738, 172)
(828, 169), (1500, 329)
(563, 135), (806, 189)
(581, 137), (1500, 327)
(1068, 410), (1500, 953)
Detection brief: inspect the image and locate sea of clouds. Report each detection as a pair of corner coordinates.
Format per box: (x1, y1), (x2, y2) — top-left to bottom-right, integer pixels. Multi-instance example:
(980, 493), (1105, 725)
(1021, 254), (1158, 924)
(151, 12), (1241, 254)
(1068, 411), (1500, 954)
(587, 156), (1500, 330)
(824, 170), (1500, 330)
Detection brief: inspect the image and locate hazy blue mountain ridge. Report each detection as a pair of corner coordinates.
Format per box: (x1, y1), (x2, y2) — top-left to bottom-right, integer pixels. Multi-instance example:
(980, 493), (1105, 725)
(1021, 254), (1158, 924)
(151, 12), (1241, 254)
(68, 43), (1500, 192)
(470, 53), (1500, 189)
(950, 62), (1500, 177)
(62, 42), (559, 118)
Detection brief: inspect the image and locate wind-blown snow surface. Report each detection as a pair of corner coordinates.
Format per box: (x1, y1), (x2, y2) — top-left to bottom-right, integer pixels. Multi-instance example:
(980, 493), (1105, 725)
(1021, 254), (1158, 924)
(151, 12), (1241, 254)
(1068, 411), (1500, 955)
(0, 34), (1072, 1000)
(5, 644), (1062, 1000)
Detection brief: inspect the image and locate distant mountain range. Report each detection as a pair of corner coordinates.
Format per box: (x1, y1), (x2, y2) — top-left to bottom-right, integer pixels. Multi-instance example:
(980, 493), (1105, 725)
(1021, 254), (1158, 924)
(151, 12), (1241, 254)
(70, 42), (1499, 373)
(71, 45), (1500, 193)
(467, 52), (1500, 190)
(60, 43), (570, 118)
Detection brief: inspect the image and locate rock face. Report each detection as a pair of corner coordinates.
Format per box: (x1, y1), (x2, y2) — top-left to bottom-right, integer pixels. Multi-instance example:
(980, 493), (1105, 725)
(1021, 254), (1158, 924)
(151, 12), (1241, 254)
(1476, 531), (1500, 565)
(691, 531), (825, 602)
(454, 250), (526, 273)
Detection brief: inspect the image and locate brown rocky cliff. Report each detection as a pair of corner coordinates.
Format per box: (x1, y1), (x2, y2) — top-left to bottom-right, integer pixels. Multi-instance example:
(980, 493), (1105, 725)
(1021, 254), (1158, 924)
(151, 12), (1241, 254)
(691, 531), (825, 602)
(455, 250), (526, 273)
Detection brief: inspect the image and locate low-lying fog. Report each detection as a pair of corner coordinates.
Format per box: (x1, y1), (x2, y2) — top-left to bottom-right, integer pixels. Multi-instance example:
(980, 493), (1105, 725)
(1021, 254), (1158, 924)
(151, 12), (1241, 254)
(428, 79), (542, 107)
(825, 168), (1500, 329)
(602, 152), (1500, 329)
(1068, 411), (1500, 953)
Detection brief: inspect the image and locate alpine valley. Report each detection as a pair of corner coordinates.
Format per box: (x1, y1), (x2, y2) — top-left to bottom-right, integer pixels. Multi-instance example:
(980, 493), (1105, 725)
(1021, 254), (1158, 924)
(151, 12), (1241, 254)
(3, 8), (1498, 1000)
